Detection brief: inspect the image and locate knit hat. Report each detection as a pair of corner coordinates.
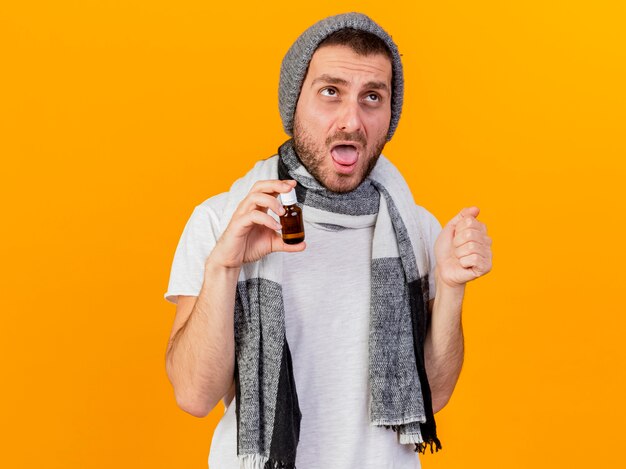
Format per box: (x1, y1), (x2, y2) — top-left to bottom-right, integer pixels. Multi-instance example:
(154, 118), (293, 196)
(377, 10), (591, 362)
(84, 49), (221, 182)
(279, 12), (404, 141)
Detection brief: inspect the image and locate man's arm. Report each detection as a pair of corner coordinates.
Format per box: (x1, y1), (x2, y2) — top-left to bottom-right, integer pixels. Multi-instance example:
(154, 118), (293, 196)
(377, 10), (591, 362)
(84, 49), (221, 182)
(165, 179), (305, 418)
(424, 276), (465, 414)
(425, 206), (492, 413)
(165, 260), (239, 418)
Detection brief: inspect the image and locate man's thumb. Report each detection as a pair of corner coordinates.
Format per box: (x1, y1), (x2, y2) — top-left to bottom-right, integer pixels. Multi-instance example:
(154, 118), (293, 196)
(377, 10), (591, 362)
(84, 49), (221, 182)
(446, 206), (480, 229)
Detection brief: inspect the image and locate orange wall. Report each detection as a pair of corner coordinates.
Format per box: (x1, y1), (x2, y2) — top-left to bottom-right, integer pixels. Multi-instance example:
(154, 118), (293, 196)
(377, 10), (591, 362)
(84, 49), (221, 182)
(1, 1), (625, 468)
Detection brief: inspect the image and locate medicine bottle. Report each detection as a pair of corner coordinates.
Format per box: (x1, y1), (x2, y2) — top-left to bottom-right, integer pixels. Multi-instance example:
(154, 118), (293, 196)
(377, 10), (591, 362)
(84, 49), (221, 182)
(279, 187), (305, 244)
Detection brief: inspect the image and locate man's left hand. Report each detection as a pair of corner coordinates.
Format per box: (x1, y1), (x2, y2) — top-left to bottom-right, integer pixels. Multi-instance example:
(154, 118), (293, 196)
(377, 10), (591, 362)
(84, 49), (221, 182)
(434, 206), (492, 289)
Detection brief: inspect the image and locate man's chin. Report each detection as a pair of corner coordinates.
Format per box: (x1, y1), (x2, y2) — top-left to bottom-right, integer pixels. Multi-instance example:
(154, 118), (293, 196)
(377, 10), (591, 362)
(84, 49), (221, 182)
(326, 158), (381, 193)
(319, 173), (364, 194)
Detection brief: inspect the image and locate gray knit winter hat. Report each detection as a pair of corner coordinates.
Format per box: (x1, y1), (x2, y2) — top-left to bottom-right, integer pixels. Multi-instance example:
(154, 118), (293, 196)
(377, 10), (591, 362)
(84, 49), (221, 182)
(279, 12), (404, 141)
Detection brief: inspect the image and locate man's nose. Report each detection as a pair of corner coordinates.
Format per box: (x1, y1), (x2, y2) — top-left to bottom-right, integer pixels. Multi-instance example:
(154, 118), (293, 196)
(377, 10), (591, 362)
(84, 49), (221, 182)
(336, 100), (363, 133)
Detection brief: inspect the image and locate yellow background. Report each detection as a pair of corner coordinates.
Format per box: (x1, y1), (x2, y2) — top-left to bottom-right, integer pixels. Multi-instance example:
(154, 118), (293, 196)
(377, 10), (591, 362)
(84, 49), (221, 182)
(2, 1), (625, 467)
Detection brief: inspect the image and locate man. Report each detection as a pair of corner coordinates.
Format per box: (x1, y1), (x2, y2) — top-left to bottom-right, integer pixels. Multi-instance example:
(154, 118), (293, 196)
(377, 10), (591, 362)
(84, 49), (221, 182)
(164, 12), (492, 469)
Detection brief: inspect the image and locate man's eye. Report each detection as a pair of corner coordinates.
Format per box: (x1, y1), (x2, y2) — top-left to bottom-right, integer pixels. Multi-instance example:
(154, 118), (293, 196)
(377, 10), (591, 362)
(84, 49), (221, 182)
(365, 93), (380, 102)
(320, 88), (337, 96)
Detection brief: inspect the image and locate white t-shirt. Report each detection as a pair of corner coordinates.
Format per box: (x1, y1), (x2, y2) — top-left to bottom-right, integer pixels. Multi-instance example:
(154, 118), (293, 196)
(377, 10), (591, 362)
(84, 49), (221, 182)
(164, 192), (442, 469)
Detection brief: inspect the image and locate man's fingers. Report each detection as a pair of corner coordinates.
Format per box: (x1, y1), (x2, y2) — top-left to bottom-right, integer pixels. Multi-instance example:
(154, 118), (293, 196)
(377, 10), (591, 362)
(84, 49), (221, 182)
(458, 253), (492, 276)
(452, 228), (489, 248)
(456, 215), (488, 233)
(233, 210), (282, 233)
(454, 240), (491, 259)
(236, 192), (286, 217)
(446, 206), (480, 228)
(234, 179), (297, 216)
(271, 235), (307, 253)
(250, 179), (296, 197)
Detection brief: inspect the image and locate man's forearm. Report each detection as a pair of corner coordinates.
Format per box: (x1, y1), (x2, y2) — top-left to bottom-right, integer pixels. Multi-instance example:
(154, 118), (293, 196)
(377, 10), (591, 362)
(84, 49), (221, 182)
(165, 258), (238, 417)
(424, 269), (465, 413)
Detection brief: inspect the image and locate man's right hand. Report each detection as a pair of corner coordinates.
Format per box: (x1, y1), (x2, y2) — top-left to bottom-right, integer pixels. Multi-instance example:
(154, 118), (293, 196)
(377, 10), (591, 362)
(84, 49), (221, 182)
(208, 179), (306, 269)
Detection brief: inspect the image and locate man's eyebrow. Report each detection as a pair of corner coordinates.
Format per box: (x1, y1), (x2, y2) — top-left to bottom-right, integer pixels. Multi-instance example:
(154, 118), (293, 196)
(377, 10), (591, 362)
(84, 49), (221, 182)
(310, 74), (349, 87)
(364, 81), (390, 93)
(310, 75), (390, 94)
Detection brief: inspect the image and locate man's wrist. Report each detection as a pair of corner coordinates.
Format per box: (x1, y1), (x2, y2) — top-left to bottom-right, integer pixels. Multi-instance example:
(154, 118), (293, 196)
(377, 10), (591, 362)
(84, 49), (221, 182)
(434, 267), (466, 301)
(204, 253), (242, 280)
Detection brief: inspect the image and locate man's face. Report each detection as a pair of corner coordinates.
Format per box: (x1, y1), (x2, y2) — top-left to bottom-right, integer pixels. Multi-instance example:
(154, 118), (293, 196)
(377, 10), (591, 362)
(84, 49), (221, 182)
(293, 44), (393, 193)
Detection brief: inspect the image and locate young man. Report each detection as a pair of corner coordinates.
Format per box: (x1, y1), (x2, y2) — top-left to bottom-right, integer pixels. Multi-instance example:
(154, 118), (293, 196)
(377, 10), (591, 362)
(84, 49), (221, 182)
(164, 12), (492, 469)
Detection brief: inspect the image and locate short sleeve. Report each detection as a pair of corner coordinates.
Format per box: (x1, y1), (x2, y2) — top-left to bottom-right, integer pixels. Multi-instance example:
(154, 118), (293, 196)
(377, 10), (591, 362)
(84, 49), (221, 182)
(163, 200), (224, 305)
(420, 207), (442, 301)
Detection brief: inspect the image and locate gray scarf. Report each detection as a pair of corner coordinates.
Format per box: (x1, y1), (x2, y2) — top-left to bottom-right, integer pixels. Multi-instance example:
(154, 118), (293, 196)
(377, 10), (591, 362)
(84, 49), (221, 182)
(219, 140), (441, 468)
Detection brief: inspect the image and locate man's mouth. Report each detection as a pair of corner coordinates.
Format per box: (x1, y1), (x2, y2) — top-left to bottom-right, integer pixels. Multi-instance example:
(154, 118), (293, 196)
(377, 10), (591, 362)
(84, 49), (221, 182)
(330, 144), (359, 174)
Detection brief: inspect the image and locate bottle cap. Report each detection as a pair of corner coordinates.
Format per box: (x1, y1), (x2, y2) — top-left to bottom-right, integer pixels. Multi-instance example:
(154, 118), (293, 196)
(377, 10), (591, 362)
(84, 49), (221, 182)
(280, 187), (298, 206)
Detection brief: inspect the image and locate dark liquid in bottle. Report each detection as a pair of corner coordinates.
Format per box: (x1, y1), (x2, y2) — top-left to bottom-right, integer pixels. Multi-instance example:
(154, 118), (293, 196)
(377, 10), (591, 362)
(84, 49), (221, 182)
(280, 204), (305, 244)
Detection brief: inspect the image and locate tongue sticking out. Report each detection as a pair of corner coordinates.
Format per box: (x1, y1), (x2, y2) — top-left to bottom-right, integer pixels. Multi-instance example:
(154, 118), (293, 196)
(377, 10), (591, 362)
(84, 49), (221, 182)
(331, 145), (358, 166)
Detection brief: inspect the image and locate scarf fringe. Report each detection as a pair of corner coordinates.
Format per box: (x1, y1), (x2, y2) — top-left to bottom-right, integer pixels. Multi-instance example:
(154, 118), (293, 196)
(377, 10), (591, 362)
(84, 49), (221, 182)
(263, 459), (296, 469)
(384, 425), (443, 454)
(414, 439), (443, 454)
(240, 454), (269, 469)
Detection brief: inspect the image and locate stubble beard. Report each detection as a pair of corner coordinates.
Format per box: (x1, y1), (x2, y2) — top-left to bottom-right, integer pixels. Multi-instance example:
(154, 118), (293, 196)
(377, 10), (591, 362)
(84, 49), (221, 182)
(292, 116), (387, 193)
